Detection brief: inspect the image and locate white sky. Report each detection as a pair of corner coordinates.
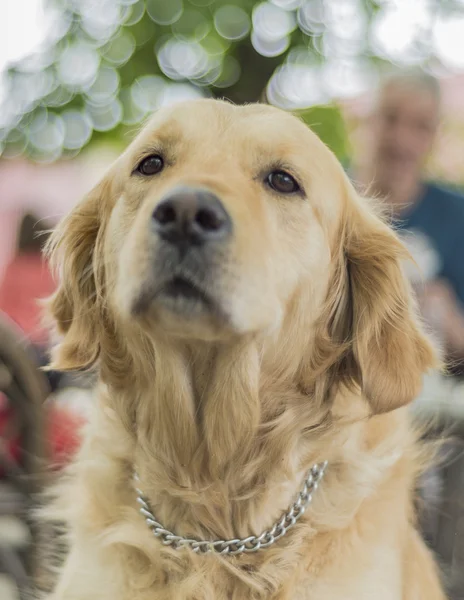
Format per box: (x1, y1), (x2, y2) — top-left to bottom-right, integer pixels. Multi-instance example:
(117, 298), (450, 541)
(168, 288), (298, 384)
(0, 0), (48, 74)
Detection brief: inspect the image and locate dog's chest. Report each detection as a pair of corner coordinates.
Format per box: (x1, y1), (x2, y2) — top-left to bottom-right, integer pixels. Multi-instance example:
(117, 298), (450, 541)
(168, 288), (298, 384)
(294, 542), (402, 600)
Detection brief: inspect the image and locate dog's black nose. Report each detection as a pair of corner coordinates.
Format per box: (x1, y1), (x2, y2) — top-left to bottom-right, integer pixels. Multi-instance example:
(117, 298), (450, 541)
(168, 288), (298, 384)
(152, 187), (232, 246)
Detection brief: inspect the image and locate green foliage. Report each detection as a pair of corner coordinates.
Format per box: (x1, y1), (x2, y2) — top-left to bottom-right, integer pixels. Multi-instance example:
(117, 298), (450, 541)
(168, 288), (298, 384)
(298, 105), (350, 162)
(0, 0), (462, 160)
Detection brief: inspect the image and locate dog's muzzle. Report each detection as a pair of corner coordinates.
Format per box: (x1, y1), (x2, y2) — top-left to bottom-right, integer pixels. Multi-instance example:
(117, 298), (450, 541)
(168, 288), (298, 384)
(133, 187), (232, 317)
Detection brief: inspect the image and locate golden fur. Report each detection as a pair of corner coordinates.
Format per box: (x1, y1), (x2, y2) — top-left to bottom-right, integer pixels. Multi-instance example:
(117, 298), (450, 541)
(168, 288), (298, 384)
(44, 99), (446, 599)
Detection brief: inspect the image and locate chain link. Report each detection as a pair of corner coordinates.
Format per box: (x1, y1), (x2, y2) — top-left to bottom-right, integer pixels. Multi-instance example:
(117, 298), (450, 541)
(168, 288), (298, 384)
(134, 461), (327, 556)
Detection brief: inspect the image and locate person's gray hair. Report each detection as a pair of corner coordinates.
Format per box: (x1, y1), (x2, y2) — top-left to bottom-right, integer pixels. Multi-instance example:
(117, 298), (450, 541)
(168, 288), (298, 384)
(378, 69), (442, 107)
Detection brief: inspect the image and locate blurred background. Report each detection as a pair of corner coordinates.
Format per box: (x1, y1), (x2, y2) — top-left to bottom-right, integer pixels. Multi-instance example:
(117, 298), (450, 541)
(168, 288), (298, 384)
(1, 1), (464, 599)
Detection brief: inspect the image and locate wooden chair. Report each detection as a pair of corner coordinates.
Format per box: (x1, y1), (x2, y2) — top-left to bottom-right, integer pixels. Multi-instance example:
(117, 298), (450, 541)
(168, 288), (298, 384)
(0, 312), (49, 598)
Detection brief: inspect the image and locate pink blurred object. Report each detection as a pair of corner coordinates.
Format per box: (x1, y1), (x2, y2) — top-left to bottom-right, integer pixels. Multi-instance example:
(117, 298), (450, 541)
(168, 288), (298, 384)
(0, 150), (117, 280)
(0, 253), (55, 344)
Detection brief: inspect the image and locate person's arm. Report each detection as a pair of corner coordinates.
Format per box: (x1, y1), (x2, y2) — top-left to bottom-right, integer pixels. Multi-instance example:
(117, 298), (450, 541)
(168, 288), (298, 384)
(443, 227), (464, 357)
(418, 223), (464, 362)
(420, 279), (464, 358)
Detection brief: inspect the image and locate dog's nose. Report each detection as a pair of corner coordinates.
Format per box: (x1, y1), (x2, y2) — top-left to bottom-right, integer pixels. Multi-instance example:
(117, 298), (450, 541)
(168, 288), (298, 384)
(152, 188), (232, 246)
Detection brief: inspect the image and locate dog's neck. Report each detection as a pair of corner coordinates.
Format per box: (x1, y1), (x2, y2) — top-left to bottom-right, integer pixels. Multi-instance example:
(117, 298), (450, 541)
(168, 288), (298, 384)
(106, 333), (335, 541)
(95, 325), (410, 561)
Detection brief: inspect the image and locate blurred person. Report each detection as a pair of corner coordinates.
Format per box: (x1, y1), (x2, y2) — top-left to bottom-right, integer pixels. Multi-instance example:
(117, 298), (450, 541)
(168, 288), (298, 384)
(355, 71), (464, 371)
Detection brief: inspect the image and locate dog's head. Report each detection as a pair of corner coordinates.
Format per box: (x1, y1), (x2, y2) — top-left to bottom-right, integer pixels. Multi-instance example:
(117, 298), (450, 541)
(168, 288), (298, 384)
(47, 99), (436, 414)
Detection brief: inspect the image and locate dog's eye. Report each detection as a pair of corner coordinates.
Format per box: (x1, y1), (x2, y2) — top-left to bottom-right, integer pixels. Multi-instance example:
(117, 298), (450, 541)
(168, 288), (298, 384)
(136, 155), (164, 176)
(266, 170), (300, 194)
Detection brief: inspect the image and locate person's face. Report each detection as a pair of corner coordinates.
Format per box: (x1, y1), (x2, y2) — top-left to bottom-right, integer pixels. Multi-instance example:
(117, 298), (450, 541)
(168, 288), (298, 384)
(370, 83), (439, 186)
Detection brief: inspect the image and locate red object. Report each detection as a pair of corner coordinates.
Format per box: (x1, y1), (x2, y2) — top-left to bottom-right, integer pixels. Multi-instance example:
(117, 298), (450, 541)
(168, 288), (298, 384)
(47, 405), (86, 468)
(0, 393), (86, 476)
(0, 253), (55, 345)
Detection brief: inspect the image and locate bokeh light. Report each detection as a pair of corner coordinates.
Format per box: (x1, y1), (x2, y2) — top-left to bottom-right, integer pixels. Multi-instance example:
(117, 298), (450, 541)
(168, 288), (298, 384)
(297, 0), (327, 36)
(157, 38), (211, 80)
(146, 0), (184, 26)
(61, 110), (93, 150)
(80, 0), (123, 43)
(213, 55), (241, 88)
(214, 6), (251, 41)
(251, 2), (295, 57)
(251, 32), (290, 57)
(371, 1), (431, 65)
(324, 58), (376, 98)
(434, 15), (464, 71)
(131, 74), (166, 112)
(267, 63), (329, 108)
(57, 41), (100, 91)
(1, 0), (464, 160)
(159, 82), (206, 106)
(253, 2), (296, 40)
(28, 112), (65, 156)
(271, 0), (302, 10)
(86, 98), (123, 132)
(86, 66), (120, 105)
(120, 86), (147, 125)
(101, 31), (136, 66)
(123, 1), (146, 27)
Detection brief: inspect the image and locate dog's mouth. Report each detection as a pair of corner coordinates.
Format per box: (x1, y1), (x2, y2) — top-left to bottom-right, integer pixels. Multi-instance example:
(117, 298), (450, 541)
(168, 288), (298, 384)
(157, 276), (221, 317)
(133, 274), (220, 318)
(161, 277), (211, 304)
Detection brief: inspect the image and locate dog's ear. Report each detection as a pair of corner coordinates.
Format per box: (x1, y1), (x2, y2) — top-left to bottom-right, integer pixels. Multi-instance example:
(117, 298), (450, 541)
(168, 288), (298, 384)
(323, 177), (438, 414)
(45, 176), (112, 371)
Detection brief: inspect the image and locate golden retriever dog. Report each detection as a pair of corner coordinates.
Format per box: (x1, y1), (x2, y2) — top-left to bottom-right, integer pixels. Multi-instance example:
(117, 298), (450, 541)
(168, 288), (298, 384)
(44, 99), (446, 600)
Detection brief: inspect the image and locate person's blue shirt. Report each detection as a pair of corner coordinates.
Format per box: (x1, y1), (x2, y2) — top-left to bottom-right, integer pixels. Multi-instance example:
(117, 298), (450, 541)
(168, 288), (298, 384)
(395, 182), (464, 306)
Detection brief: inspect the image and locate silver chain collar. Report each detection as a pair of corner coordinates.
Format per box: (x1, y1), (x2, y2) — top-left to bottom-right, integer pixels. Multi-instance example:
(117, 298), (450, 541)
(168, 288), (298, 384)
(134, 461), (328, 556)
